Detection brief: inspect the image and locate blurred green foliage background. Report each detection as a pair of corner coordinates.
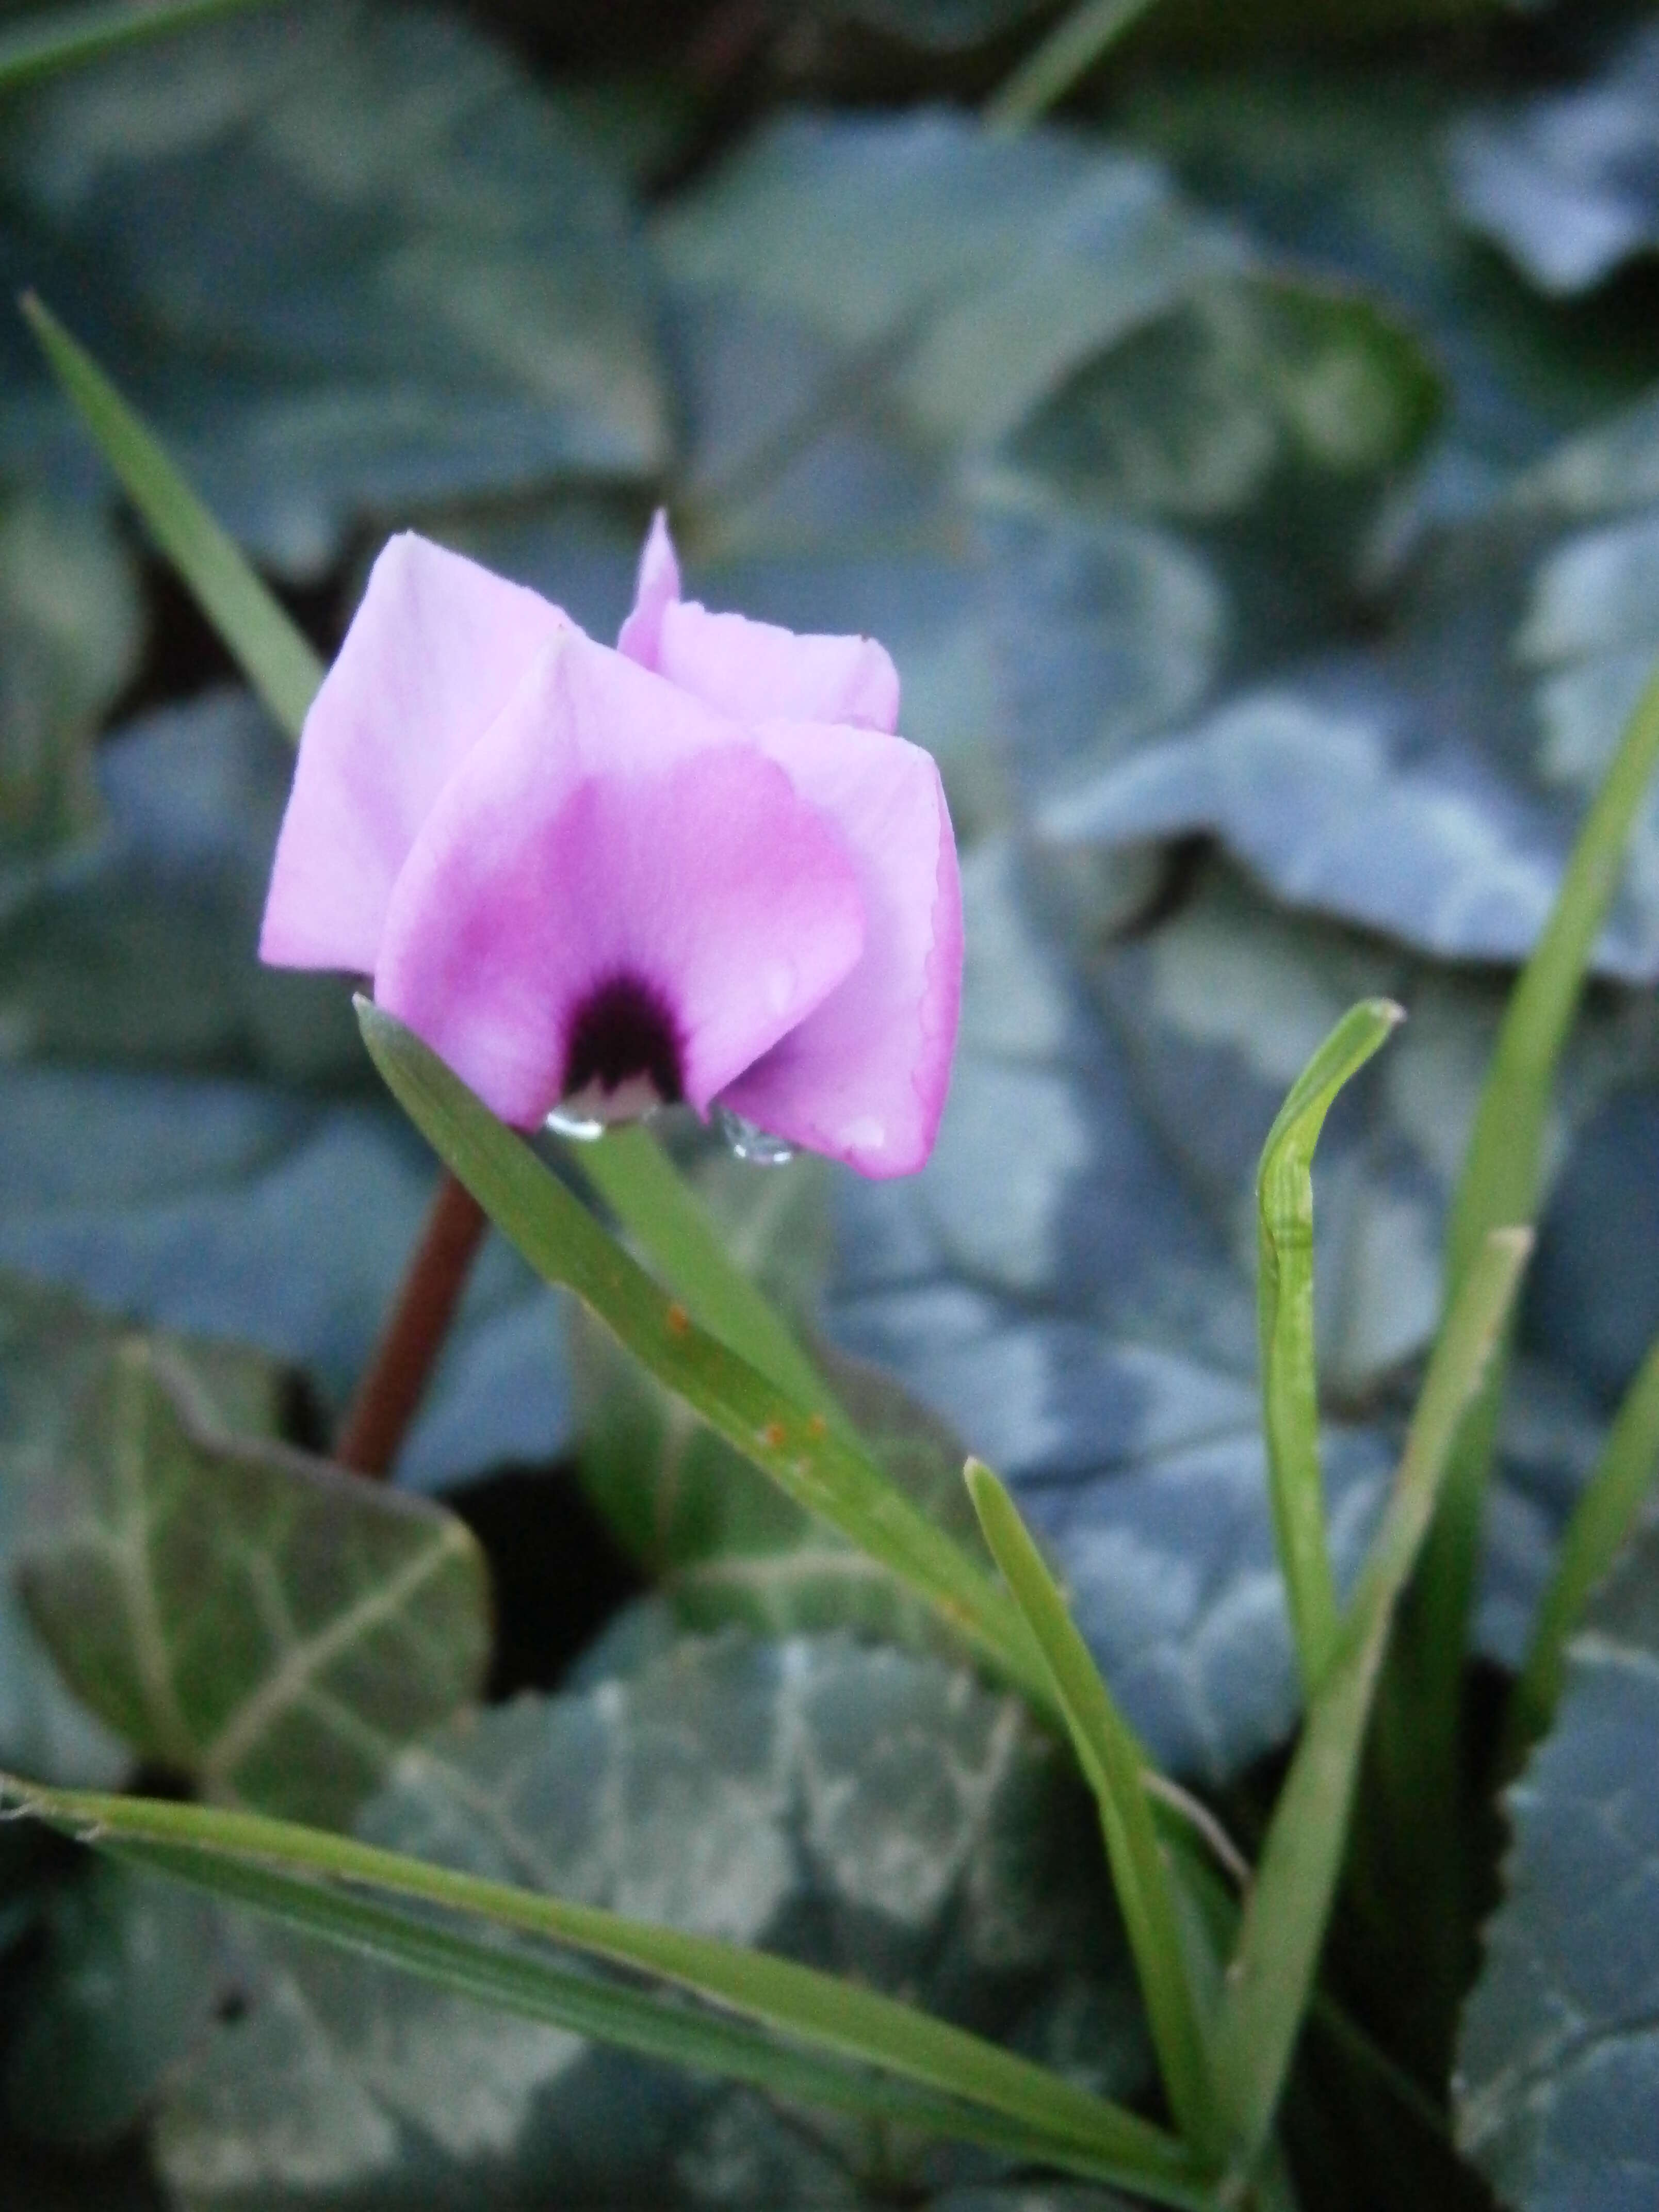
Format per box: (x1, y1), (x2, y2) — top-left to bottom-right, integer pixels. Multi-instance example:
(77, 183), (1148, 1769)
(6, 3), (1659, 2206)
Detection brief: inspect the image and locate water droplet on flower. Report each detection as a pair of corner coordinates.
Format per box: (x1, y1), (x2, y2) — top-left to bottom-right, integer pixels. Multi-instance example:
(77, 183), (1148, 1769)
(544, 1105), (606, 1142)
(715, 1107), (795, 1166)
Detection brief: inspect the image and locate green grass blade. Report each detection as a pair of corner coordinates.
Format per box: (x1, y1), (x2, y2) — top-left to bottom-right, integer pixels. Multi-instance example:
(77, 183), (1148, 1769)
(1506, 1325), (1659, 1763)
(0, 0), (272, 90)
(967, 1459), (1222, 2162)
(356, 1000), (1053, 1713)
(20, 296), (321, 741)
(1374, 645), (1659, 2050)
(1212, 1228), (1531, 2175)
(983, 0), (1161, 136)
(1424, 648), (1659, 1680)
(0, 1779), (1214, 2208)
(573, 1125), (843, 1426)
(1257, 1000), (1404, 1696)
(104, 1835), (1163, 2182)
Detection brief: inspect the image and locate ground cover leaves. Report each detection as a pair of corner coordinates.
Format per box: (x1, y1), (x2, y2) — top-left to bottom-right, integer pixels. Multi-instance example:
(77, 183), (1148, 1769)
(0, 688), (573, 1489)
(1450, 17), (1659, 299)
(150, 1633), (1147, 2209)
(1020, 421), (1659, 983)
(0, 487), (140, 913)
(1456, 1521), (1659, 2210)
(19, 1336), (490, 1826)
(9, 17), (1659, 2206)
(0, 1270), (280, 1793)
(0, 0), (668, 577)
(823, 840), (1633, 1782)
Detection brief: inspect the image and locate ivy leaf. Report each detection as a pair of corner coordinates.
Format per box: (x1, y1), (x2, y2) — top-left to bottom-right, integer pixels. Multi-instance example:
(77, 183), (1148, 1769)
(0, 688), (357, 1084)
(0, 0), (668, 577)
(0, 1054), (572, 1493)
(1456, 1521), (1659, 2209)
(0, 1268), (283, 1791)
(153, 1633), (1147, 2209)
(654, 109), (1234, 464)
(1024, 409), (1659, 981)
(17, 1336), (490, 1824)
(1449, 21), (1659, 298)
(3, 1856), (223, 2150)
(825, 842), (1636, 1780)
(1120, 66), (1659, 497)
(0, 490), (141, 908)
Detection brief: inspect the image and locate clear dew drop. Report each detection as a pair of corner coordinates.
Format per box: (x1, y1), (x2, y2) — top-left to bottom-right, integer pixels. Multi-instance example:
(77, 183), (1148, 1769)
(544, 1104), (606, 1142)
(714, 1107), (795, 1166)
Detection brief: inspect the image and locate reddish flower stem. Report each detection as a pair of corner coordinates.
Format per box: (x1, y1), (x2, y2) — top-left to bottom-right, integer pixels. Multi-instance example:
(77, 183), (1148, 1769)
(334, 1170), (488, 1480)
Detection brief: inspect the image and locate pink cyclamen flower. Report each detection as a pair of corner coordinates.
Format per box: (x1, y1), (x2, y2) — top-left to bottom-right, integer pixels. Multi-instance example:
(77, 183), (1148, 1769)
(259, 514), (961, 1178)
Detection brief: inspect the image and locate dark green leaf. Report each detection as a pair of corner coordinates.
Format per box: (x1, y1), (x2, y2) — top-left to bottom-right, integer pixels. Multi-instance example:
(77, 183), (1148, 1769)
(3, 0), (668, 577)
(148, 1635), (1162, 2208)
(1457, 1522), (1659, 2209)
(1120, 67), (1659, 492)
(0, 1054), (572, 1492)
(3, 1856), (221, 2148)
(0, 1268), (282, 1790)
(18, 1336), (490, 1823)
(1450, 24), (1659, 297)
(654, 109), (1232, 462)
(0, 489), (140, 905)
(0, 0), (276, 94)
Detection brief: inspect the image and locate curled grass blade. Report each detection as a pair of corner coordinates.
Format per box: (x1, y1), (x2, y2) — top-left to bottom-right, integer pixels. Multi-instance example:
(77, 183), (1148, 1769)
(357, 1001), (1053, 1714)
(967, 1459), (1222, 2163)
(1257, 1000), (1404, 1696)
(0, 1778), (1215, 2208)
(1212, 1228), (1531, 2178)
(1506, 1325), (1659, 1764)
(983, 0), (1161, 136)
(0, 0), (272, 91)
(20, 296), (321, 741)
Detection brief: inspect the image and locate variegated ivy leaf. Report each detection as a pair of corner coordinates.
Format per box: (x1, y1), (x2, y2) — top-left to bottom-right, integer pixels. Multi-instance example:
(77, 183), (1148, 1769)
(18, 1336), (490, 1824)
(0, 1268), (282, 1791)
(1118, 67), (1659, 499)
(155, 1633), (1146, 2210)
(1450, 19), (1659, 298)
(3, 1856), (223, 2151)
(1457, 1522), (1659, 2210)
(0, 490), (141, 911)
(1019, 401), (1659, 983)
(824, 841), (1623, 1780)
(0, 0), (668, 578)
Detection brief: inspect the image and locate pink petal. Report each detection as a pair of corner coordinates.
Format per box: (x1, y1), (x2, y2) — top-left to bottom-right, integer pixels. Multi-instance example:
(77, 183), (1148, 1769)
(261, 533), (567, 974)
(655, 600), (901, 733)
(615, 513), (900, 734)
(719, 721), (962, 1178)
(615, 508), (680, 669)
(375, 632), (867, 1129)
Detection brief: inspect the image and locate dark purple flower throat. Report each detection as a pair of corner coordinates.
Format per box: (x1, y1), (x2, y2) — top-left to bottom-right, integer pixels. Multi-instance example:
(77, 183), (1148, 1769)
(563, 974), (684, 1105)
